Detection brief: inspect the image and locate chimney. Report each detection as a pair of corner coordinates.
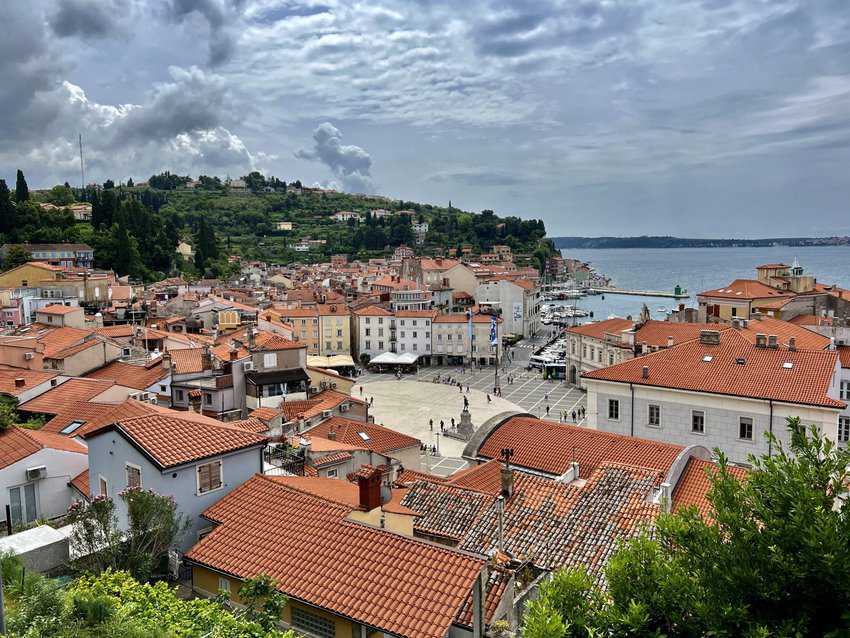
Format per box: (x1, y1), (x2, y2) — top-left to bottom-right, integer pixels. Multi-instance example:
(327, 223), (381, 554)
(788, 337), (796, 352)
(755, 333), (767, 348)
(14, 377), (25, 388)
(666, 335), (674, 348)
(699, 330), (721, 345)
(229, 348), (238, 361)
(246, 327), (255, 350)
(357, 466), (383, 511)
(768, 334), (778, 349)
(201, 345), (213, 370)
(641, 365), (649, 379)
(327, 427), (336, 441)
(161, 353), (172, 371)
(732, 318), (741, 329)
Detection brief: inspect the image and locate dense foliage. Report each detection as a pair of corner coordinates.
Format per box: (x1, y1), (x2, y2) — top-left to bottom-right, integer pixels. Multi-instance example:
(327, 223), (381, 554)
(2, 565), (294, 638)
(67, 487), (188, 581)
(2, 168), (552, 278)
(522, 417), (850, 638)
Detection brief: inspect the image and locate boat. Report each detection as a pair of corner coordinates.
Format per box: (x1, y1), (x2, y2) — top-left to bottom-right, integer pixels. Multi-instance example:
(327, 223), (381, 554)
(656, 306), (668, 314)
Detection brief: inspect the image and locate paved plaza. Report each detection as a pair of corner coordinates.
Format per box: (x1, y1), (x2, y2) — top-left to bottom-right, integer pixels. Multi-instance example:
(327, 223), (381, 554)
(355, 346), (587, 475)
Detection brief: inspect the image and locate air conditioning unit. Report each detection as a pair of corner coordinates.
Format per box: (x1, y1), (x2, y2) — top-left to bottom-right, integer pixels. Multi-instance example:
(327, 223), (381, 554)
(129, 392), (141, 400)
(243, 361), (254, 371)
(24, 352), (34, 361)
(320, 381), (328, 390)
(339, 403), (349, 413)
(140, 392), (151, 401)
(322, 410), (332, 418)
(26, 466), (46, 481)
(148, 396), (158, 405)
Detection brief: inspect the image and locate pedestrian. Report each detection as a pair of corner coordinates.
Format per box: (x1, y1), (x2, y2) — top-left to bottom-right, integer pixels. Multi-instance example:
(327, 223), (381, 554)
(359, 386), (363, 396)
(429, 418), (434, 431)
(572, 410), (576, 421)
(466, 385), (470, 393)
(370, 397), (374, 407)
(544, 393), (548, 401)
(451, 417), (455, 428)
(546, 405), (550, 416)
(440, 420), (445, 431)
(486, 394), (491, 403)
(459, 384), (463, 393)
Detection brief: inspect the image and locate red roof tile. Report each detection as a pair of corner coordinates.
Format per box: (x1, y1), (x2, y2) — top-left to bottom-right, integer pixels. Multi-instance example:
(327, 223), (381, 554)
(307, 416), (420, 454)
(838, 346), (850, 369)
(70, 468), (90, 498)
(477, 416), (683, 480)
(19, 378), (116, 414)
(83, 412), (267, 469)
(168, 348), (206, 374)
(566, 317), (633, 340)
(86, 359), (168, 390)
(185, 474), (484, 638)
(0, 368), (60, 397)
(698, 279), (794, 300)
(584, 329), (844, 408)
(0, 427), (86, 469)
(735, 316), (831, 350)
(672, 458), (748, 519)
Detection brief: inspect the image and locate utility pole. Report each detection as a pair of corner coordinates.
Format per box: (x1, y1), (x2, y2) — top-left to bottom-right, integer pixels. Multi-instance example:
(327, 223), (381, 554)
(79, 133), (85, 191)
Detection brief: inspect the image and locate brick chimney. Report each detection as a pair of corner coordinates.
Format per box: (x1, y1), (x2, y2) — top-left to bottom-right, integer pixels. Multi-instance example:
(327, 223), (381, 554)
(768, 335), (778, 349)
(642, 365), (649, 379)
(201, 345), (213, 370)
(789, 337), (796, 352)
(755, 333), (767, 348)
(14, 377), (25, 388)
(699, 330), (721, 345)
(666, 335), (674, 348)
(357, 466), (382, 511)
(327, 427), (336, 441)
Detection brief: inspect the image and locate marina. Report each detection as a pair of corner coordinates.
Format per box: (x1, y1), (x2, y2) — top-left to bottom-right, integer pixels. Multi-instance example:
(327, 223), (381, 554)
(588, 286), (689, 299)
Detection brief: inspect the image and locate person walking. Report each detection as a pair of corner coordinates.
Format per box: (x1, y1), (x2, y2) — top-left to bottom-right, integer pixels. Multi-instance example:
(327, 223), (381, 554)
(440, 420), (445, 432)
(451, 417), (455, 429)
(429, 418), (434, 431)
(546, 405), (550, 416)
(572, 410), (576, 422)
(486, 394), (491, 403)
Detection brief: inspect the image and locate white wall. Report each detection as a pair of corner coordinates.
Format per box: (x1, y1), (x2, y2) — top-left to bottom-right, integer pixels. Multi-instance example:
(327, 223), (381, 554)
(0, 448), (87, 525)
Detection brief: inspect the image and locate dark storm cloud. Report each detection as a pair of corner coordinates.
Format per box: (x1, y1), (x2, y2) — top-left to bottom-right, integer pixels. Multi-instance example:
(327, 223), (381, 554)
(108, 67), (229, 146)
(49, 0), (126, 38)
(295, 122), (374, 193)
(165, 0), (241, 66)
(427, 170), (524, 187)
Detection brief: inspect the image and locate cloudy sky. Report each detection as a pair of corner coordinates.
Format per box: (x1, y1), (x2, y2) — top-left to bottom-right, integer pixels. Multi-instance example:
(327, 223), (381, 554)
(3, 0), (850, 237)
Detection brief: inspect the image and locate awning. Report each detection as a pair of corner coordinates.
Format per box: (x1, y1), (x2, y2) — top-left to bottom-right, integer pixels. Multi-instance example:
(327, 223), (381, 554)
(307, 354), (356, 369)
(246, 368), (310, 386)
(369, 352), (419, 365)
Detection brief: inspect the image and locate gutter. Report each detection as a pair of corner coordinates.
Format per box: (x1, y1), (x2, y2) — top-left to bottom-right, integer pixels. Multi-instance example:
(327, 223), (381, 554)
(768, 399), (773, 457)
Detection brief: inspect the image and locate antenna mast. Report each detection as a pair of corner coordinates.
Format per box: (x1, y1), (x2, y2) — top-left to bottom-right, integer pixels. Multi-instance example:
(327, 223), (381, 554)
(78, 133), (85, 190)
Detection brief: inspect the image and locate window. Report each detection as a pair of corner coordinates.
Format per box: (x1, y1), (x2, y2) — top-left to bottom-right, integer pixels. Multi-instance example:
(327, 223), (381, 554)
(125, 463), (142, 488)
(739, 417), (753, 441)
(841, 381), (850, 401)
(365, 340), (371, 350)
(413, 331), (417, 338)
(217, 577), (231, 595)
(731, 307), (737, 317)
(648, 404), (660, 427)
(400, 331), (405, 338)
(99, 475), (108, 497)
(336, 329), (342, 337)
(692, 410), (705, 434)
(159, 384), (166, 392)
(60, 420), (86, 435)
(365, 317), (371, 324)
(197, 460), (223, 494)
(263, 353), (276, 368)
(326, 468), (338, 478)
(365, 328), (371, 336)
(204, 393), (213, 405)
(608, 352), (614, 366)
(325, 341), (331, 351)
(608, 399), (619, 420)
(378, 341), (384, 350)
(176, 389), (184, 401)
(336, 341), (343, 350)
(292, 607), (336, 638)
(839, 417), (850, 443)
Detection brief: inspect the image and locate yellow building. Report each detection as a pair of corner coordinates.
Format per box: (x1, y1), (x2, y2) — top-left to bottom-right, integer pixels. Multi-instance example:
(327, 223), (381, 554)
(317, 303), (351, 356)
(0, 262), (63, 289)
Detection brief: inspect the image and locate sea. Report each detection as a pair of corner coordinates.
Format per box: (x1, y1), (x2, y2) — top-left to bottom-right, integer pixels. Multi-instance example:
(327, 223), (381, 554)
(557, 246), (850, 322)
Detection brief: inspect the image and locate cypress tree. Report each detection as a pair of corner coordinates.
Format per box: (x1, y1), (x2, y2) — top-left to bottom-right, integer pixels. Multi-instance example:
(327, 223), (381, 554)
(0, 180), (15, 235)
(15, 170), (29, 203)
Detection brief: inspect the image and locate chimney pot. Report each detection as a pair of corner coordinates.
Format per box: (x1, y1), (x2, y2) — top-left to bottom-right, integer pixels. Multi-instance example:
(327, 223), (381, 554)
(666, 335), (674, 348)
(357, 466), (383, 511)
(500, 466), (514, 499)
(789, 337), (796, 352)
(768, 334), (778, 349)
(641, 365), (649, 379)
(14, 377), (25, 388)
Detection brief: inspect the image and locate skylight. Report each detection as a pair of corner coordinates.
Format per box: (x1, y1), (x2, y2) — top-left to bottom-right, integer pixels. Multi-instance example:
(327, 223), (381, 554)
(782, 362), (794, 369)
(357, 431), (371, 441)
(702, 355), (713, 362)
(60, 420), (86, 435)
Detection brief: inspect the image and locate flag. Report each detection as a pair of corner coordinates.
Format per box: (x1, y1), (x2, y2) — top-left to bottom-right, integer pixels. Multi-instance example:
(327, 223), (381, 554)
(490, 316), (498, 346)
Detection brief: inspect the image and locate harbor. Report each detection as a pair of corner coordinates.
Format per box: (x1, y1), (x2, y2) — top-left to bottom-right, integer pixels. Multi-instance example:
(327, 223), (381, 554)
(588, 285), (689, 299)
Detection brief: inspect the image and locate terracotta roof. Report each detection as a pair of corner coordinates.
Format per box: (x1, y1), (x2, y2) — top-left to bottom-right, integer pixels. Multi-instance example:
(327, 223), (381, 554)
(395, 469), (448, 486)
(82, 413), (267, 469)
(477, 416), (683, 480)
(788, 314), (833, 327)
(168, 348), (206, 374)
(446, 459), (503, 494)
(41, 398), (159, 437)
(0, 369), (60, 397)
(45, 338), (103, 360)
(567, 318), (634, 341)
(19, 378), (116, 414)
(433, 313), (501, 324)
(185, 474), (484, 638)
(394, 310), (437, 318)
(312, 451), (353, 467)
(253, 333), (304, 351)
(698, 279), (794, 300)
(229, 417), (269, 434)
(634, 321), (730, 348)
(735, 317), (831, 350)
(672, 458), (748, 519)
(37, 304), (81, 315)
(248, 406), (281, 422)
(37, 326), (93, 358)
(354, 305), (393, 317)
(838, 346), (850, 369)
(69, 468), (90, 498)
(0, 427), (86, 469)
(307, 416), (420, 454)
(296, 434), (365, 453)
(95, 325), (135, 338)
(584, 329), (844, 409)
(86, 359), (168, 390)
(420, 258), (459, 271)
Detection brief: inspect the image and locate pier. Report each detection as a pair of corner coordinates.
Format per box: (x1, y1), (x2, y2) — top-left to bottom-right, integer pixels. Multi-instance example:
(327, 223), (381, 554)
(589, 287), (690, 299)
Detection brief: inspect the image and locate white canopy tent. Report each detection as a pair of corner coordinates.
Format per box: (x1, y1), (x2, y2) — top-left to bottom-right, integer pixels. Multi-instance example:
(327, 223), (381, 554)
(369, 352), (419, 366)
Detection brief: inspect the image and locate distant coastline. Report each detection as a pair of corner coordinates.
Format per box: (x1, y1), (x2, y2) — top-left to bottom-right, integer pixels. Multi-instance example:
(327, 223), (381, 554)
(552, 235), (850, 249)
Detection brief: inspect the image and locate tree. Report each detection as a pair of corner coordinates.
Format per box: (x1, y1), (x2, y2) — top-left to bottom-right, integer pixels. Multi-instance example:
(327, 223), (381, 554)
(3, 245), (31, 269)
(14, 169), (29, 202)
(127, 177), (134, 187)
(67, 487), (187, 581)
(46, 184), (75, 206)
(194, 216), (220, 273)
(523, 417), (850, 637)
(237, 574), (288, 631)
(0, 179), (16, 236)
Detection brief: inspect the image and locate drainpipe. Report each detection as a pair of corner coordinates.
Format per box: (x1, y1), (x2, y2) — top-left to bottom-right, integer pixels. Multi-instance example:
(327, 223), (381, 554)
(630, 383), (635, 437)
(768, 399), (773, 457)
